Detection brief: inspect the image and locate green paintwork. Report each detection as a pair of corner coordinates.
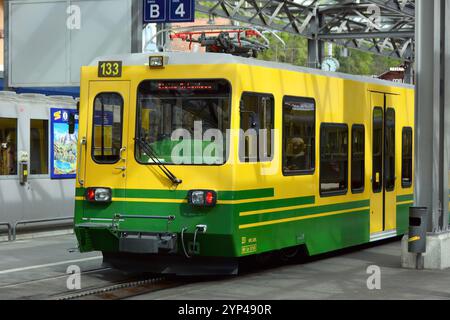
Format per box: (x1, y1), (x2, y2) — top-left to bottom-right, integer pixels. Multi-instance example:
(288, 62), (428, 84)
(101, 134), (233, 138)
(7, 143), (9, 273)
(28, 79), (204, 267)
(396, 203), (410, 235)
(75, 186), (372, 258)
(397, 194), (414, 202)
(238, 200), (369, 226)
(238, 209), (370, 256)
(395, 194), (413, 236)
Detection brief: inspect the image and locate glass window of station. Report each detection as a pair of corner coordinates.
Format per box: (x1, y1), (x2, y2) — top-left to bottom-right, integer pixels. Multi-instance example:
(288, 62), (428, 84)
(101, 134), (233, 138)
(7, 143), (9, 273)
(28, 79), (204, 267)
(0, 118), (18, 176)
(30, 119), (49, 175)
(136, 80), (231, 165)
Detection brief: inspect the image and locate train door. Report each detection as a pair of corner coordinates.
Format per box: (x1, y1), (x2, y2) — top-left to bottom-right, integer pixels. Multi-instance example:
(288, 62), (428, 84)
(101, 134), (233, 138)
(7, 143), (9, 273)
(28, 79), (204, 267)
(82, 81), (130, 216)
(370, 92), (397, 239)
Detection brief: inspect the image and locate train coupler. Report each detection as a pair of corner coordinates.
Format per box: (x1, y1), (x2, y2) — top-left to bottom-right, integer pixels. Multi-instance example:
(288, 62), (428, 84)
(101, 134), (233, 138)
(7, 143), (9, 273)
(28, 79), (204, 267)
(118, 232), (177, 254)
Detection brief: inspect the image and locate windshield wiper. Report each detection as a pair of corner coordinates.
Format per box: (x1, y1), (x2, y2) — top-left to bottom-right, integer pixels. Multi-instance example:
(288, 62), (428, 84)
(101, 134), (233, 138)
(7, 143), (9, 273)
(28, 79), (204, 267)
(135, 137), (182, 186)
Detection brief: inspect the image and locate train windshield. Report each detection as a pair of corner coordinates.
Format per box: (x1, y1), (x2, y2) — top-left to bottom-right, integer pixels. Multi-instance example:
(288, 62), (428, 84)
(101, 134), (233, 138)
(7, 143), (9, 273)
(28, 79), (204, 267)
(136, 79), (231, 165)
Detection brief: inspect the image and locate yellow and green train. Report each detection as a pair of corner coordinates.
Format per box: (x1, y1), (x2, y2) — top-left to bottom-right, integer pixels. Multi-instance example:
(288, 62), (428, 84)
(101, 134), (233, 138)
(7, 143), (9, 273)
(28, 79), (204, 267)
(74, 52), (414, 274)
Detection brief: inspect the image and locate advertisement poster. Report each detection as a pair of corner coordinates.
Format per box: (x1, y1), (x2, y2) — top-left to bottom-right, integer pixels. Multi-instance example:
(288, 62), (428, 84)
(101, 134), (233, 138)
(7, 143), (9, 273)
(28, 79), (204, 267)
(50, 108), (78, 179)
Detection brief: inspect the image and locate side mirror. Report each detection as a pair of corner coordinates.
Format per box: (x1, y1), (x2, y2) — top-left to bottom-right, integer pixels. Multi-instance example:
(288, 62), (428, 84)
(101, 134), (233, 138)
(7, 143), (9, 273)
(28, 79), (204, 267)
(68, 112), (76, 135)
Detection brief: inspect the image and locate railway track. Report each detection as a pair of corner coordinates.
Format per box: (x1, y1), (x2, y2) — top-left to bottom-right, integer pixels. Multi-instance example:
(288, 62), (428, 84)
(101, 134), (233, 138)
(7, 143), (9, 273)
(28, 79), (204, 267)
(52, 276), (186, 300)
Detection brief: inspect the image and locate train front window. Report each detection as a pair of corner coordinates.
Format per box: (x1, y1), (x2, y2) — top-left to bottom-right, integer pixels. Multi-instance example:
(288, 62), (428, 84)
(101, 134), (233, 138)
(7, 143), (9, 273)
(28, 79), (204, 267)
(91, 93), (124, 164)
(136, 80), (231, 165)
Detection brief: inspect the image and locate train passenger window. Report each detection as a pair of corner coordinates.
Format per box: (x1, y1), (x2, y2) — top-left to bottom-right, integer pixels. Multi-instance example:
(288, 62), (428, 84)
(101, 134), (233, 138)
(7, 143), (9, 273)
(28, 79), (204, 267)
(239, 93), (274, 163)
(372, 107), (383, 193)
(0, 118), (18, 176)
(92, 93), (123, 164)
(30, 120), (49, 175)
(385, 108), (396, 191)
(282, 96), (315, 175)
(351, 125), (365, 193)
(402, 127), (413, 188)
(136, 80), (231, 165)
(320, 124), (348, 196)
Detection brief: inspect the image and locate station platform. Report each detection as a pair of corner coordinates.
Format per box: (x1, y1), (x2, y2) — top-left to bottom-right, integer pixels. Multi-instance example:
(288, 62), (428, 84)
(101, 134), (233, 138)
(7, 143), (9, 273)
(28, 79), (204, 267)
(1, 234), (450, 300)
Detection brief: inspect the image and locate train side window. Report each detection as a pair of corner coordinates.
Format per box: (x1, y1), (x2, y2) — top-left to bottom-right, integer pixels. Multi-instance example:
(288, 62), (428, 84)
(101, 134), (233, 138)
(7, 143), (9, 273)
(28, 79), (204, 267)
(372, 107), (383, 193)
(239, 93), (274, 163)
(282, 96), (315, 175)
(402, 127), (413, 188)
(351, 125), (365, 193)
(320, 124), (348, 196)
(30, 119), (49, 175)
(0, 118), (18, 176)
(91, 93), (123, 164)
(385, 108), (396, 192)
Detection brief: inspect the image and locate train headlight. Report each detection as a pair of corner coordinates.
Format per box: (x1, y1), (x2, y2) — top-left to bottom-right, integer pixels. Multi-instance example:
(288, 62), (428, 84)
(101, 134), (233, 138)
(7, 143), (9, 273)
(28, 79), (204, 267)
(85, 187), (112, 203)
(188, 190), (217, 207)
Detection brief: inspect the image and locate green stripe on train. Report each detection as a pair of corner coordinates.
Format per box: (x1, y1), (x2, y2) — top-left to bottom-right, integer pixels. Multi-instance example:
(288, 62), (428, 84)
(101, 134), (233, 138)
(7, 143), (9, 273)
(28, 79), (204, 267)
(239, 200), (370, 226)
(239, 209), (370, 256)
(75, 187), (275, 201)
(75, 197), (365, 234)
(397, 194), (414, 202)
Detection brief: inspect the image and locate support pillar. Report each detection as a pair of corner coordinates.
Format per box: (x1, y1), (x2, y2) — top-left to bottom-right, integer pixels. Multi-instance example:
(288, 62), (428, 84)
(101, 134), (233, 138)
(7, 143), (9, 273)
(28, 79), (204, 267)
(307, 12), (324, 69)
(404, 62), (414, 85)
(156, 23), (170, 52)
(131, 0), (144, 53)
(402, 0), (450, 270)
(3, 0), (11, 91)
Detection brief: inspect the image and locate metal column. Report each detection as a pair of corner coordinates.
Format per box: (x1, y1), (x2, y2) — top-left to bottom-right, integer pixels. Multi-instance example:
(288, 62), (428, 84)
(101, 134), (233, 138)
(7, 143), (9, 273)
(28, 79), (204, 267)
(404, 62), (414, 85)
(307, 11), (323, 69)
(131, 0), (144, 53)
(156, 23), (170, 51)
(415, 0), (450, 232)
(3, 0), (11, 90)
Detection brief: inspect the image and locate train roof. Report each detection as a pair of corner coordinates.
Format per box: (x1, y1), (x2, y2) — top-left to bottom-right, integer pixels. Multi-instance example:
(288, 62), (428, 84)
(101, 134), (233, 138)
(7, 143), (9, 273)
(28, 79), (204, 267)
(90, 52), (414, 90)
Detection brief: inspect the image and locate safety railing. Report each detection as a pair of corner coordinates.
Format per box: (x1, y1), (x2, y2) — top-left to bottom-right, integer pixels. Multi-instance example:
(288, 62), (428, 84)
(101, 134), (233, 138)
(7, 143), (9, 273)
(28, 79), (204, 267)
(12, 217), (73, 241)
(0, 222), (12, 241)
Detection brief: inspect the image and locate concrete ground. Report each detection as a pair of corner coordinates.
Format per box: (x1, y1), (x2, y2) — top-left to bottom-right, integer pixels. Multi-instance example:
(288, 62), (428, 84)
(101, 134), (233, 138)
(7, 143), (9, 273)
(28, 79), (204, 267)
(1, 234), (450, 300)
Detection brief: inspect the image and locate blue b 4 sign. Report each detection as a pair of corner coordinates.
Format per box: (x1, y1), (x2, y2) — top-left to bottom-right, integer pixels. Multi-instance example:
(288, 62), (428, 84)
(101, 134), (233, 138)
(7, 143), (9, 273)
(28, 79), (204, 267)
(144, 0), (195, 23)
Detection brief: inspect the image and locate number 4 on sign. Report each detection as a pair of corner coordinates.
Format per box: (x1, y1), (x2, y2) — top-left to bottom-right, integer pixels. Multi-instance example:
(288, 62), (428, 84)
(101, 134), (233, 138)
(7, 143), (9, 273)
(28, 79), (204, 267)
(175, 3), (185, 17)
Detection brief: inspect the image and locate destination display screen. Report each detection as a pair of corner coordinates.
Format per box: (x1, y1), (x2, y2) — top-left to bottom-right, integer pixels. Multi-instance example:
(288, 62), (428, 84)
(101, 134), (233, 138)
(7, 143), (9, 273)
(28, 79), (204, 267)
(150, 80), (225, 94)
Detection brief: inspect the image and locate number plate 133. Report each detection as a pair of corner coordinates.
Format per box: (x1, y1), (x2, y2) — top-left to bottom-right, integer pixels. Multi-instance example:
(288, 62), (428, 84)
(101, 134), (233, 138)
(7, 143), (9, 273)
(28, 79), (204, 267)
(98, 61), (122, 78)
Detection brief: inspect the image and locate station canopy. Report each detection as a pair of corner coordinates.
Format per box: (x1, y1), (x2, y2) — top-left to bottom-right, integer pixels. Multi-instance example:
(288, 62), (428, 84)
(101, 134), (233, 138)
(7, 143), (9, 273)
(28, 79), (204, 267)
(196, 0), (415, 61)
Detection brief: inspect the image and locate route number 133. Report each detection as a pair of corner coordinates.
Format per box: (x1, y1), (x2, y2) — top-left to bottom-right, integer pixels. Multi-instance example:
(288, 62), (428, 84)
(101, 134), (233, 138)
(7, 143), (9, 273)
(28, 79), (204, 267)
(98, 61), (122, 78)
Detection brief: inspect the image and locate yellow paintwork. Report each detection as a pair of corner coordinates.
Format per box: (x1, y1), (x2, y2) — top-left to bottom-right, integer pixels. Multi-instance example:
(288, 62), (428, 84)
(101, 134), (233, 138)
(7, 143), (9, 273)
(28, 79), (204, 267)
(77, 59), (414, 236)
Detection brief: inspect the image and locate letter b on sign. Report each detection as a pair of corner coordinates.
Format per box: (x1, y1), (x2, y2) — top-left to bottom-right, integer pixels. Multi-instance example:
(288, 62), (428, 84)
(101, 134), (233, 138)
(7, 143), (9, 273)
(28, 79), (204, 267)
(150, 4), (160, 18)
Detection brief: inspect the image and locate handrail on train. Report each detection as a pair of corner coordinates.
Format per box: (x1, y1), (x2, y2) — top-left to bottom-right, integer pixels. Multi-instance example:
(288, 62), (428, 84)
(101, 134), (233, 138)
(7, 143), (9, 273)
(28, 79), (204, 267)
(0, 222), (12, 241)
(12, 217), (73, 241)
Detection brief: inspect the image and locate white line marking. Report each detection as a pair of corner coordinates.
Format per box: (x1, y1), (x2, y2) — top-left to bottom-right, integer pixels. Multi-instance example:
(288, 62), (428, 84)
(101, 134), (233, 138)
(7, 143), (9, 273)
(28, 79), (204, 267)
(0, 256), (103, 275)
(0, 267), (111, 289)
